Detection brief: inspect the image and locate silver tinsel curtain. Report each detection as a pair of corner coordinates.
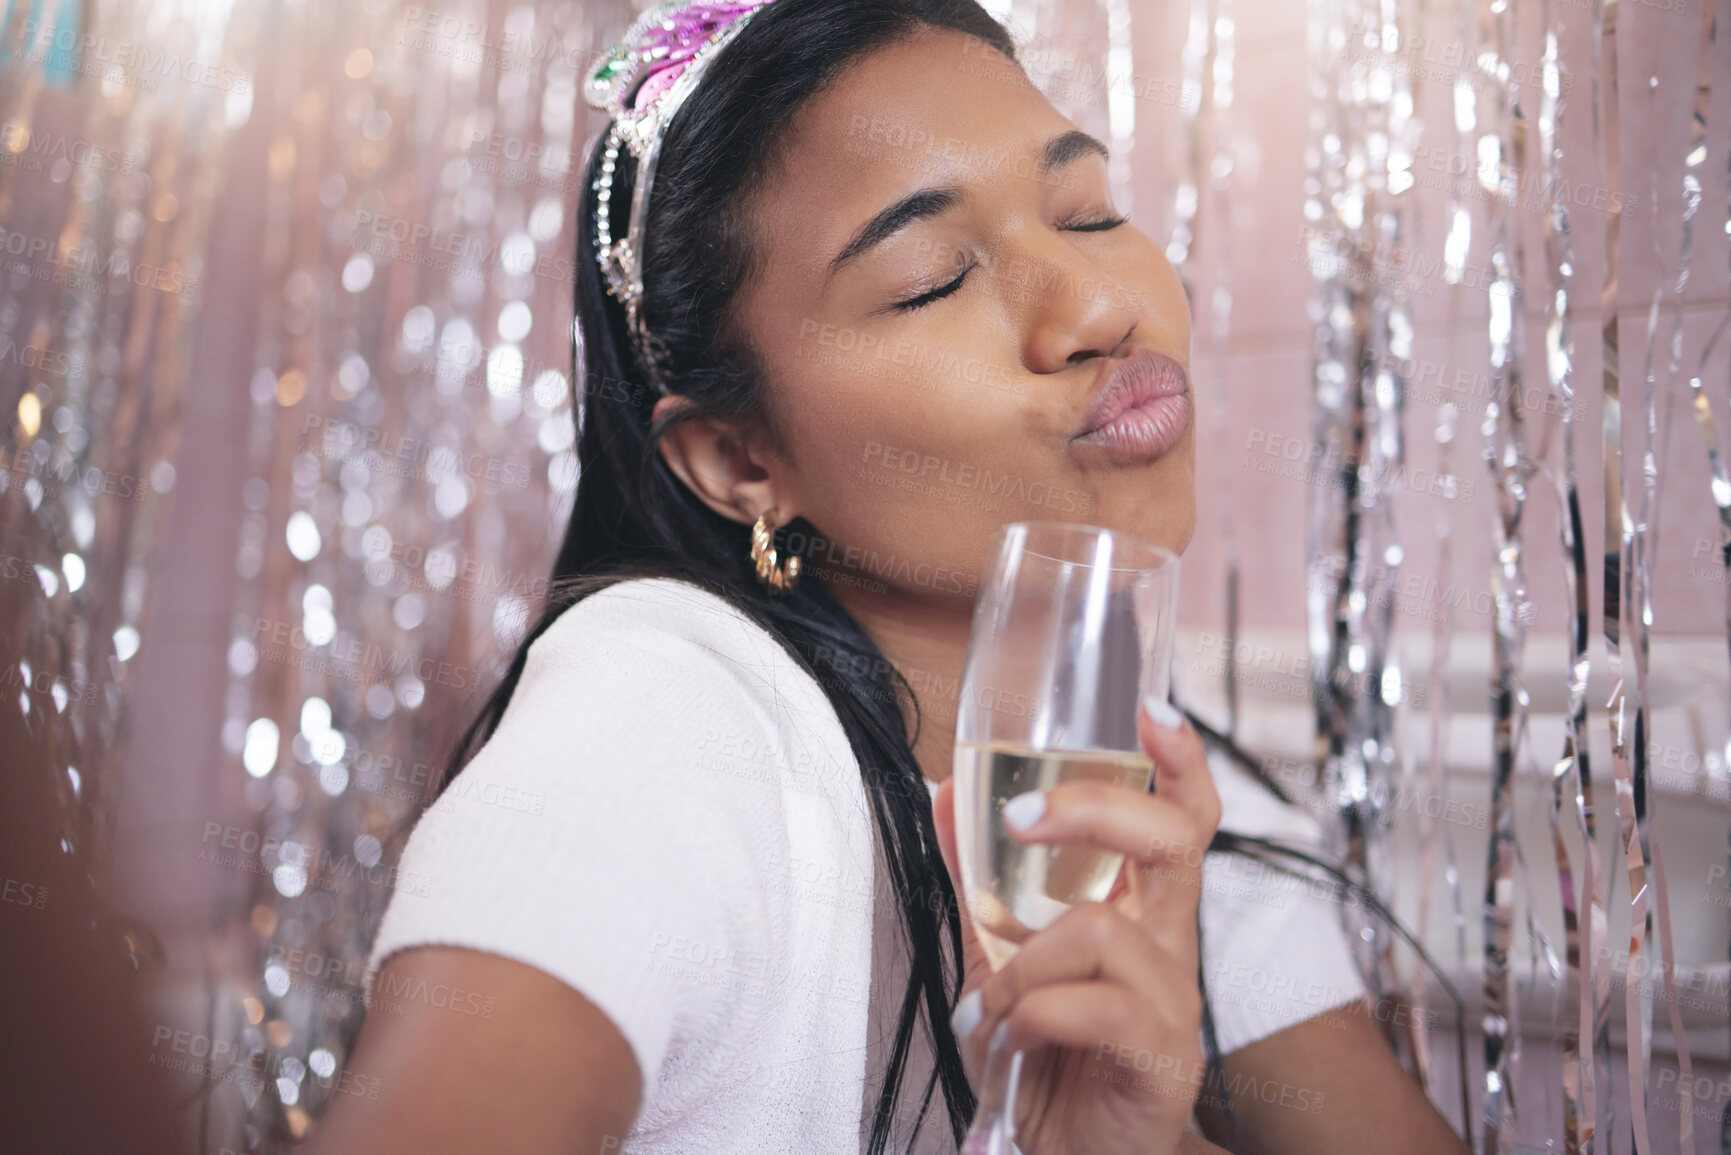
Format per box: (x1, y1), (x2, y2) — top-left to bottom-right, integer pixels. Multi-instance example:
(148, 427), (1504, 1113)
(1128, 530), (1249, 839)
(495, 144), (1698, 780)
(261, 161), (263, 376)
(2, 0), (1729, 1152)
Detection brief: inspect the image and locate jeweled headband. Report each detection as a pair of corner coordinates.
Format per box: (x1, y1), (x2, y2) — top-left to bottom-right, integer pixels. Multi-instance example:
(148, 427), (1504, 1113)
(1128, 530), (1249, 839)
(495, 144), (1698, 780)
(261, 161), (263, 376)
(583, 1), (779, 393)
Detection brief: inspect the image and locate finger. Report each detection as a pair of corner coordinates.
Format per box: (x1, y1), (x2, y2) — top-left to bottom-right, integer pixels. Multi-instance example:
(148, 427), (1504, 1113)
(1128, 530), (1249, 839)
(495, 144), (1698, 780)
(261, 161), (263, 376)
(961, 903), (1195, 1064)
(994, 982), (1200, 1080)
(1137, 697), (1222, 836)
(997, 777), (1213, 886)
(931, 776), (961, 889)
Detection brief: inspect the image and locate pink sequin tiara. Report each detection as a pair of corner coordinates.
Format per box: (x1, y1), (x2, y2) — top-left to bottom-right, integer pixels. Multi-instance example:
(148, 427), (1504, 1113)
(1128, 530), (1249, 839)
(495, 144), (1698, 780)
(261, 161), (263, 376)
(583, 1), (779, 392)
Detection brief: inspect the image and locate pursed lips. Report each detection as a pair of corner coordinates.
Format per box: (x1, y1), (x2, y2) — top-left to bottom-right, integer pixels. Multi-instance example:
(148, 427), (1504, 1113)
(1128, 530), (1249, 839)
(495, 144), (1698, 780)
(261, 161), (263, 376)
(1069, 348), (1193, 464)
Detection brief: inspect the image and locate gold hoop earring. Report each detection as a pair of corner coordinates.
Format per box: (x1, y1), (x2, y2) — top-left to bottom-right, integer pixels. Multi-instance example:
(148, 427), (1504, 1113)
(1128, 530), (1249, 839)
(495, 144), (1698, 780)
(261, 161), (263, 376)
(750, 509), (802, 595)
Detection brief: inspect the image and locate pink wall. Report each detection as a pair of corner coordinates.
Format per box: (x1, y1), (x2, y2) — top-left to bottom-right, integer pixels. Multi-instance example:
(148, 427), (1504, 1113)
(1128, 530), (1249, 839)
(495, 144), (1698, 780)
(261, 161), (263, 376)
(1155, 0), (1729, 641)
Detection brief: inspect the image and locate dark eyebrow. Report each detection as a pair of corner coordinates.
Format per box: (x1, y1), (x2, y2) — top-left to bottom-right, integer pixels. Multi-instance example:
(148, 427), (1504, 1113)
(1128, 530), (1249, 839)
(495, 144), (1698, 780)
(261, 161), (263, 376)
(824, 132), (1110, 281)
(828, 186), (962, 277)
(1040, 130), (1110, 176)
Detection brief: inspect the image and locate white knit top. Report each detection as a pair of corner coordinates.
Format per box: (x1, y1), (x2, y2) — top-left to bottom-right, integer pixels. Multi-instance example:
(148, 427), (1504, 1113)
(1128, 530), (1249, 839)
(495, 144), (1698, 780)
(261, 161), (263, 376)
(365, 578), (1365, 1153)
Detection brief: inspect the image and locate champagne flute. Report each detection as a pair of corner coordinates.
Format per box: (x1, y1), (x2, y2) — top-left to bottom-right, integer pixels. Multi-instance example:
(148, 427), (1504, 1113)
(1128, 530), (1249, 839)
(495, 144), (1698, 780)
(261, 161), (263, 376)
(954, 521), (1180, 1155)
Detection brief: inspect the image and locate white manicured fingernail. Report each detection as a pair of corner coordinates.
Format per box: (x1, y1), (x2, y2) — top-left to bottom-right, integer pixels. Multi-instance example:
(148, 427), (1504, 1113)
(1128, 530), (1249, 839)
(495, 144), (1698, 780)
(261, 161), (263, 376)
(951, 989), (982, 1038)
(989, 1019), (1011, 1053)
(1002, 790), (1046, 832)
(1144, 695), (1183, 730)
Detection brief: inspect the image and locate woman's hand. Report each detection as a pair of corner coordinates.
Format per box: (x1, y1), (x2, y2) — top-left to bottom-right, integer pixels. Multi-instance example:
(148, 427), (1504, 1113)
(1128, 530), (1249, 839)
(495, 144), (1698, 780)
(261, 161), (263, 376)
(932, 697), (1222, 1155)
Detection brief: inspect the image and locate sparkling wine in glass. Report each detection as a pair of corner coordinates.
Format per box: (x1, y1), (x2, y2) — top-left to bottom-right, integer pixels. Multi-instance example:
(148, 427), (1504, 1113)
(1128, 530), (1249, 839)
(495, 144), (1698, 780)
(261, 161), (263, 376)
(953, 521), (1179, 1154)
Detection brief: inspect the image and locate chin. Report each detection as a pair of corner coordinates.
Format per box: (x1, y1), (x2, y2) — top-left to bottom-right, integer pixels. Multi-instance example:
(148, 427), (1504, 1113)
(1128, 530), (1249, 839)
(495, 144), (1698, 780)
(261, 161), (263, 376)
(1088, 491), (1193, 557)
(1120, 446), (1196, 555)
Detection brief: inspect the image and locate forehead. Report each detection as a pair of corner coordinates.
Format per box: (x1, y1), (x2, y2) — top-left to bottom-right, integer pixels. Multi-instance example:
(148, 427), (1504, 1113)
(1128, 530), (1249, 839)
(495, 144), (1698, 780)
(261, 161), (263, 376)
(747, 27), (1077, 276)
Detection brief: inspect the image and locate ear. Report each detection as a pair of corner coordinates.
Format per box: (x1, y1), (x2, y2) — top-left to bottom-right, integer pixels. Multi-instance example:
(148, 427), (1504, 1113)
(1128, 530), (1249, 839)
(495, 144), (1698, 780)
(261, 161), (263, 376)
(652, 395), (799, 526)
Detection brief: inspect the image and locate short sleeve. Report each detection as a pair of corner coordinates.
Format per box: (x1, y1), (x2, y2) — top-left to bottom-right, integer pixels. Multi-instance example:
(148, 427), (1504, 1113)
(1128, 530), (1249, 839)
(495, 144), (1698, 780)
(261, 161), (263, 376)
(364, 585), (791, 1106)
(1198, 751), (1370, 1054)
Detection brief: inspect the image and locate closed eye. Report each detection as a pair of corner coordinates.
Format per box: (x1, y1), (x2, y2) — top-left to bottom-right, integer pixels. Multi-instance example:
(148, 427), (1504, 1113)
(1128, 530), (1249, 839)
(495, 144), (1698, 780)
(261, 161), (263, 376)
(887, 213), (1122, 312)
(891, 260), (977, 313)
(1063, 214), (1128, 233)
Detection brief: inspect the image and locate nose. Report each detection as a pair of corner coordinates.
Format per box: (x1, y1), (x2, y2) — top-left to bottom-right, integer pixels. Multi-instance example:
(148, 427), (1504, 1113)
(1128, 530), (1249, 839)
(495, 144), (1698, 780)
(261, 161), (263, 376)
(1008, 229), (1143, 375)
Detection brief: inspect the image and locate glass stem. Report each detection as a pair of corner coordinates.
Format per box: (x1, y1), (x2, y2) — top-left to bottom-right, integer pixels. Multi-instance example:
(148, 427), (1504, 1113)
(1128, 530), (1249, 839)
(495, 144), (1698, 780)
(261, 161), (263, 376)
(963, 1027), (1026, 1155)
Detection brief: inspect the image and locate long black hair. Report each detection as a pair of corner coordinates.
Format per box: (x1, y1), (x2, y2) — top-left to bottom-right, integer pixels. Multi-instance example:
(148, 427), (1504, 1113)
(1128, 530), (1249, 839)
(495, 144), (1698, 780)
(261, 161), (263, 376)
(436, 2), (1020, 1148)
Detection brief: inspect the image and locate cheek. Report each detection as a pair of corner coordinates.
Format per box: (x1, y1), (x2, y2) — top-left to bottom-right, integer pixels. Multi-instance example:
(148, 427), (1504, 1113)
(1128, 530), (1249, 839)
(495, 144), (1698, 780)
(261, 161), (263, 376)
(1118, 233), (1191, 342)
(776, 370), (1047, 596)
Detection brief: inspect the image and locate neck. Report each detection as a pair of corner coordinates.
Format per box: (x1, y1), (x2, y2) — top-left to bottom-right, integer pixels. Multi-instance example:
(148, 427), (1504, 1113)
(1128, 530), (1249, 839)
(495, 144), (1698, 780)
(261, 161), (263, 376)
(826, 582), (974, 786)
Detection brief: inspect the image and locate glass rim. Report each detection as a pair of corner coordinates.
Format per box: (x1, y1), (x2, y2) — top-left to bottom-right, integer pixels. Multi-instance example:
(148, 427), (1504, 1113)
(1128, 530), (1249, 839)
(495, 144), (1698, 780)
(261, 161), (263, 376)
(998, 520), (1179, 574)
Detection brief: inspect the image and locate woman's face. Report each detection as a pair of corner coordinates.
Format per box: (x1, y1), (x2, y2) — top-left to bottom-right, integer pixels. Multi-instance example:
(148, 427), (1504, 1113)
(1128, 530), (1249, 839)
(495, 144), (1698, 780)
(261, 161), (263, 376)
(734, 26), (1195, 606)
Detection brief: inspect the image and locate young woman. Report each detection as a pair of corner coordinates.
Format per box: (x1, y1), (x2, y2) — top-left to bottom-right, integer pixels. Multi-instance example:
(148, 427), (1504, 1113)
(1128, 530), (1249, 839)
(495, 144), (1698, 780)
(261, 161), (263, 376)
(311, 2), (1470, 1152)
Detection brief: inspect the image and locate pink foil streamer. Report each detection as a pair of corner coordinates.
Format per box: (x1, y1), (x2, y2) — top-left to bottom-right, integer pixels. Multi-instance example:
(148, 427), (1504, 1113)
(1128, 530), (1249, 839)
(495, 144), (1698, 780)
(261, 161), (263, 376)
(1535, 0), (1602, 1147)
(222, 2), (615, 1146)
(1474, 0), (1534, 1142)
(1674, 7), (1731, 1143)
(1613, 0), (1723, 1146)
(1301, 0), (1414, 1061)
(1591, 3), (1660, 1152)
(1411, 0), (1478, 1129)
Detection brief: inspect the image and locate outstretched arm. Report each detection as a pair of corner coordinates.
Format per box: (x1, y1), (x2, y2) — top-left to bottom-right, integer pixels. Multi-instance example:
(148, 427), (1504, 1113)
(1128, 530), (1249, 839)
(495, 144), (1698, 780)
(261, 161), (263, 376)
(1192, 998), (1468, 1155)
(306, 947), (640, 1155)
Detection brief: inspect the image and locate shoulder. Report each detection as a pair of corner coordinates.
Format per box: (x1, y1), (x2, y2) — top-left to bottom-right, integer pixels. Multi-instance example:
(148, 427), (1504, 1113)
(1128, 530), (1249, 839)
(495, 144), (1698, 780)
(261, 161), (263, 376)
(525, 577), (833, 725)
(393, 577), (868, 895)
(538, 576), (769, 654)
(456, 577), (856, 812)
(367, 579), (867, 1099)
